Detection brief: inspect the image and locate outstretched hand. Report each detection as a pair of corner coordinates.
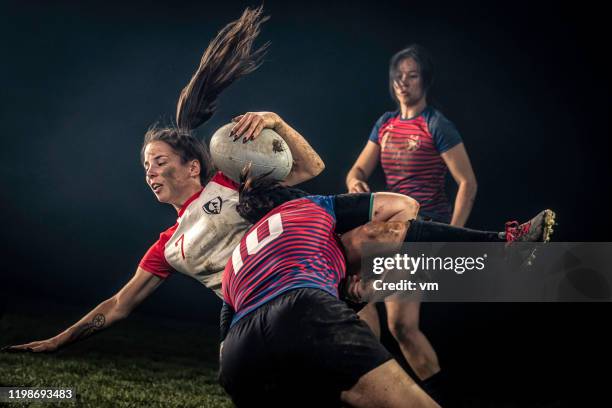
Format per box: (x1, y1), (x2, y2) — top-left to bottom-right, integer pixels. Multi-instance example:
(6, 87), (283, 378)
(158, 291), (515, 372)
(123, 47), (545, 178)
(1, 338), (60, 353)
(348, 179), (371, 193)
(230, 112), (281, 143)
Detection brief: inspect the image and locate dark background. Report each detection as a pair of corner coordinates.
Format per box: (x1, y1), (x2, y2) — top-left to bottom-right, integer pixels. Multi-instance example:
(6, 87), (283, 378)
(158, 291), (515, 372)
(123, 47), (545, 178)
(1, 0), (610, 405)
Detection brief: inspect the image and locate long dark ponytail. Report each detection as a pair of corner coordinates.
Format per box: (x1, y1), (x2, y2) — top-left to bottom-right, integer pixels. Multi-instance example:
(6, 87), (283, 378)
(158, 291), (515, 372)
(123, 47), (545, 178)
(142, 6), (269, 185)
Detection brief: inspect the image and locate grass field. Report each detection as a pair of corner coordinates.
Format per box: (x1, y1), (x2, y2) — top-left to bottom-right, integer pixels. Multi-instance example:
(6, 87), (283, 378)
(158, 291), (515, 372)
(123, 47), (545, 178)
(0, 302), (232, 407)
(1, 298), (596, 407)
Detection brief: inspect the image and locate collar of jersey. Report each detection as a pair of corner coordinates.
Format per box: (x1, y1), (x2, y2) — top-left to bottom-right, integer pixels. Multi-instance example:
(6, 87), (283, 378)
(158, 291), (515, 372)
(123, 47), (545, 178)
(398, 105), (431, 121)
(178, 188), (204, 218)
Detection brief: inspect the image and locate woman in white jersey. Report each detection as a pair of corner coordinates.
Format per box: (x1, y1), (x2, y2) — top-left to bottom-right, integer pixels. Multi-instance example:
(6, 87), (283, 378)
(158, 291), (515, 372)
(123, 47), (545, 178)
(4, 6), (324, 353)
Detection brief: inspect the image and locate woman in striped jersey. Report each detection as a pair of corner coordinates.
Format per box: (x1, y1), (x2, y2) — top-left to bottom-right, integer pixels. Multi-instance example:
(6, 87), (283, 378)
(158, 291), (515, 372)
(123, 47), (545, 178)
(346, 45), (478, 390)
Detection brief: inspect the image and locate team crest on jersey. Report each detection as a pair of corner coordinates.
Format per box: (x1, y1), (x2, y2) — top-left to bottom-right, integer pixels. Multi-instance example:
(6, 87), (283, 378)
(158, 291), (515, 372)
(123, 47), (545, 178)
(381, 132), (420, 152)
(203, 196), (223, 214)
(404, 136), (421, 151)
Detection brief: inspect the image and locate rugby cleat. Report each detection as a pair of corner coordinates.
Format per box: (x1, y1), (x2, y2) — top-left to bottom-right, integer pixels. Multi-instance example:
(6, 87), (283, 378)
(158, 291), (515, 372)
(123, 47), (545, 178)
(504, 209), (556, 243)
(504, 209), (556, 266)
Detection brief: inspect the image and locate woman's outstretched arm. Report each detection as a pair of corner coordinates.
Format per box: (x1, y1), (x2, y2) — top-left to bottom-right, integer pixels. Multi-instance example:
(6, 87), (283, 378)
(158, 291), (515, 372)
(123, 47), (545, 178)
(3, 267), (163, 353)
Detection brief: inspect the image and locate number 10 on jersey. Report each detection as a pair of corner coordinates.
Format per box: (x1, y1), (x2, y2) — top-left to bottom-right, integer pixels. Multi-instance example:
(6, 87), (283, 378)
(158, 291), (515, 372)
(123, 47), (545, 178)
(231, 213), (284, 274)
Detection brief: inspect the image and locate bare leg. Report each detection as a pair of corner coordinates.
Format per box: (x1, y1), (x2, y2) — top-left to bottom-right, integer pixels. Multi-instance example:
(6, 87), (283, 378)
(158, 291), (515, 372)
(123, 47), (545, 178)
(385, 300), (440, 380)
(341, 359), (439, 408)
(341, 218), (439, 380)
(357, 303), (381, 339)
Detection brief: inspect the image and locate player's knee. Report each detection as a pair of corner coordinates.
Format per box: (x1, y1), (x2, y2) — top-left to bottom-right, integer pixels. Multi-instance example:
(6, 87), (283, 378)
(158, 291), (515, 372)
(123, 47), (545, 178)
(402, 195), (420, 219)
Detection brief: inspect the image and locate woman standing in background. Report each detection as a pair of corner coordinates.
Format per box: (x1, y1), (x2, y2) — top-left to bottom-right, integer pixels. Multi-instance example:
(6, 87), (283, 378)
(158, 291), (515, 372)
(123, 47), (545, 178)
(346, 44), (478, 393)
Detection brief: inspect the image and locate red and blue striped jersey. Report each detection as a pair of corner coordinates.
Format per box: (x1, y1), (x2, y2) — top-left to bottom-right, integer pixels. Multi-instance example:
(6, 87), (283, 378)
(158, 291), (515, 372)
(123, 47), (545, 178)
(222, 196), (346, 325)
(369, 107), (462, 223)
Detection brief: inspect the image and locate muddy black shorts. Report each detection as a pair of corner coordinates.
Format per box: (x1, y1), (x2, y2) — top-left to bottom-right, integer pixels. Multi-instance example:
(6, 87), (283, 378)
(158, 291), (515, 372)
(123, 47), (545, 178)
(219, 287), (392, 407)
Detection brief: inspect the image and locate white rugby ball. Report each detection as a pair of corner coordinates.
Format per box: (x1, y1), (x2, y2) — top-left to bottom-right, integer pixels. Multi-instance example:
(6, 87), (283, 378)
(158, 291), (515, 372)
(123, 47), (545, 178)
(209, 123), (293, 183)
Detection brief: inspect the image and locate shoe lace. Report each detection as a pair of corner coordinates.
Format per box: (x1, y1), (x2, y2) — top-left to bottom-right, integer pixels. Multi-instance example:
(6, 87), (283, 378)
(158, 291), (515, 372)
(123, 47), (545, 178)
(505, 220), (531, 243)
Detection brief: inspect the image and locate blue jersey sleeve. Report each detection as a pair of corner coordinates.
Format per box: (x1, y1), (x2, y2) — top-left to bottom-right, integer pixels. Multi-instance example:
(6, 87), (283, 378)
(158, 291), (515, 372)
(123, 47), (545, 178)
(425, 108), (463, 153)
(305, 195), (336, 220)
(305, 194), (372, 234)
(368, 111), (398, 144)
(333, 193), (372, 234)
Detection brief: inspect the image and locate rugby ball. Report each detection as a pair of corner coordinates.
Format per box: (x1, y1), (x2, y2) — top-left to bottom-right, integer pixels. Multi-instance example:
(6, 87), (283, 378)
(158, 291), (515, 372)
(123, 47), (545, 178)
(209, 123), (293, 182)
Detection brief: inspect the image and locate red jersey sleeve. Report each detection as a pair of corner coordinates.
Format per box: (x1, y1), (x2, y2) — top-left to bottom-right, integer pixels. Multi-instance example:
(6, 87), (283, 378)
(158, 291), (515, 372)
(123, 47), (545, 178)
(139, 228), (176, 279)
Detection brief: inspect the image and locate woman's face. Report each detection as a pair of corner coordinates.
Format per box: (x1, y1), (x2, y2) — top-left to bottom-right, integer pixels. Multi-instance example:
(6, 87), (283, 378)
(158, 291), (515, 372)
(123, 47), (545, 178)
(392, 57), (426, 107)
(143, 141), (199, 206)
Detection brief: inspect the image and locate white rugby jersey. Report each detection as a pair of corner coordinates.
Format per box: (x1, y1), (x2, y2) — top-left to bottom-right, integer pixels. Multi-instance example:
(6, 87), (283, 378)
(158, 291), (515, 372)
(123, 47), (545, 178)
(139, 172), (251, 297)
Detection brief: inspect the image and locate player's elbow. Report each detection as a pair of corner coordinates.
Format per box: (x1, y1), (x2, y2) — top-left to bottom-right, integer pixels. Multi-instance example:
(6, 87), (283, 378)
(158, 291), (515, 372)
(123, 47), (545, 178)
(294, 158), (325, 184)
(462, 179), (478, 199)
(401, 195), (420, 220)
(307, 156), (325, 178)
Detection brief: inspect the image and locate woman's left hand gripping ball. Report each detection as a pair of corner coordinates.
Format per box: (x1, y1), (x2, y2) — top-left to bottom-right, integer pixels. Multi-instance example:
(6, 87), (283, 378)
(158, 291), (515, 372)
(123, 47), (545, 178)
(230, 112), (281, 143)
